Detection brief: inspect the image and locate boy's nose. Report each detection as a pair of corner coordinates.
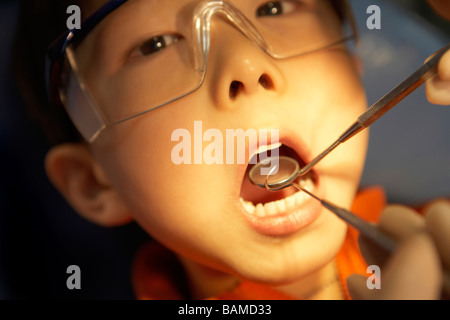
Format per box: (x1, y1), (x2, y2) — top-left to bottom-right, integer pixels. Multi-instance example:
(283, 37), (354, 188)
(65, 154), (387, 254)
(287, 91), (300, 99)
(206, 19), (285, 110)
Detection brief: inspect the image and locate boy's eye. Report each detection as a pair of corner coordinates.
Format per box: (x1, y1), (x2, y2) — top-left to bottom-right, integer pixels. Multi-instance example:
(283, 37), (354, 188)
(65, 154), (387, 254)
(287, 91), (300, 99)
(256, 1), (299, 17)
(130, 34), (182, 59)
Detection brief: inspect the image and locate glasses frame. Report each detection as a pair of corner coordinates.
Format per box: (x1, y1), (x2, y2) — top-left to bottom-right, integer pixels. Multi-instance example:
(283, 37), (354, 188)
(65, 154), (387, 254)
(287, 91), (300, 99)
(46, 0), (358, 142)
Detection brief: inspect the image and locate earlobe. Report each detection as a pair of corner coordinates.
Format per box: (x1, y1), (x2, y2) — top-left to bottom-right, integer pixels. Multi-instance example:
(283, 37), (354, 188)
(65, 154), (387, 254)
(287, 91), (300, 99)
(45, 143), (132, 227)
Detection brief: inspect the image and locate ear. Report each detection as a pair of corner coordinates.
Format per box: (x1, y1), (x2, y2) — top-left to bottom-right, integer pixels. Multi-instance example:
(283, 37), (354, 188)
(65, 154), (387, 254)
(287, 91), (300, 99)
(45, 143), (132, 227)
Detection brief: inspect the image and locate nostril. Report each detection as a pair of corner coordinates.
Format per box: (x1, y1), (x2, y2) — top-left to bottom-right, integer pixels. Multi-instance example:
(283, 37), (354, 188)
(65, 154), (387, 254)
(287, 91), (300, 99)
(229, 80), (244, 100)
(229, 75), (274, 100)
(258, 74), (274, 91)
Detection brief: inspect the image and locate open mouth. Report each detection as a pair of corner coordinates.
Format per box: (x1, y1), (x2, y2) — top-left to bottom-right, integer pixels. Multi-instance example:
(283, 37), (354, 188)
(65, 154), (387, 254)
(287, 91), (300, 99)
(238, 142), (321, 236)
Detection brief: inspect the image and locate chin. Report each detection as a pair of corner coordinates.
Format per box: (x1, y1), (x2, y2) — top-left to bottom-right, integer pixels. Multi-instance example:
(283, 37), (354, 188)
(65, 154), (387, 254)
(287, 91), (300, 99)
(221, 206), (348, 285)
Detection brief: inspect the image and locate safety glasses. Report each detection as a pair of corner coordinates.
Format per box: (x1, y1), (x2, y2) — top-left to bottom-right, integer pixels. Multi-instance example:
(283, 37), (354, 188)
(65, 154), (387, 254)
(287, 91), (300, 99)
(46, 0), (357, 142)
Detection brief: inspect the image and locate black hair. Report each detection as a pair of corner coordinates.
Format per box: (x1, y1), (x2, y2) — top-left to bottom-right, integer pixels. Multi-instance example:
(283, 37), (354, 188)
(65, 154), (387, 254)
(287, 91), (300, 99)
(14, 0), (84, 147)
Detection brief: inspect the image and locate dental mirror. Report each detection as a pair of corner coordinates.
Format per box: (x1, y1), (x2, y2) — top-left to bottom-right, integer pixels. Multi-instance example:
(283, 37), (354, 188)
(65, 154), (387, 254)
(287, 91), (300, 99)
(248, 156), (397, 252)
(248, 156), (299, 190)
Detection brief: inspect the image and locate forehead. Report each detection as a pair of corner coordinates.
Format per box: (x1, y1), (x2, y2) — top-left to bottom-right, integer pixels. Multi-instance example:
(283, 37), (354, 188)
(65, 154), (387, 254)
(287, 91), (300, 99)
(81, 0), (334, 37)
(82, 0), (269, 46)
(83, 0), (293, 21)
(83, 0), (204, 33)
(85, 0), (198, 16)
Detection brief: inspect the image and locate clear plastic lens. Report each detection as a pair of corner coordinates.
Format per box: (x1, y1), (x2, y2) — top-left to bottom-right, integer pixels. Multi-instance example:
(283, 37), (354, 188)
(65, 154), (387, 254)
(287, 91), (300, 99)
(61, 48), (107, 142)
(62, 0), (354, 141)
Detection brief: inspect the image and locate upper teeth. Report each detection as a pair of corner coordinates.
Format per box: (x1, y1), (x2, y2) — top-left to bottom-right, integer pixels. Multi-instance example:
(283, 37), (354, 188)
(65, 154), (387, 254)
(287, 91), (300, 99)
(249, 142), (282, 164)
(240, 177), (315, 217)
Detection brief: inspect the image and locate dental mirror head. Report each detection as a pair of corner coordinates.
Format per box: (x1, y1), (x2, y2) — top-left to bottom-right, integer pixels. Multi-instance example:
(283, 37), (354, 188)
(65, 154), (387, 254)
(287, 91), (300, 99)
(249, 156), (300, 190)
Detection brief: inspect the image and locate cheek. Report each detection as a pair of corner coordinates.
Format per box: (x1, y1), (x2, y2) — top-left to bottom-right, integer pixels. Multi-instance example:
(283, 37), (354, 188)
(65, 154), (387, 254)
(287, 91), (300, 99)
(281, 50), (368, 202)
(90, 99), (244, 261)
(283, 50), (368, 154)
(283, 50), (367, 117)
(95, 105), (205, 207)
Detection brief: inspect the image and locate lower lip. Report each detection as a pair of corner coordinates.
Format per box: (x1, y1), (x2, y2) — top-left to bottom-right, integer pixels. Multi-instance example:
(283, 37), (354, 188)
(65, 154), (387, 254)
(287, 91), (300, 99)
(239, 180), (324, 237)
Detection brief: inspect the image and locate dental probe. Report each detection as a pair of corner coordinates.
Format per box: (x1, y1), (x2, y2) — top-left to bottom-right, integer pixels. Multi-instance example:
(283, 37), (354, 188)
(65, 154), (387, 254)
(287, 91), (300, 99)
(296, 43), (450, 177)
(249, 157), (397, 252)
(290, 182), (396, 252)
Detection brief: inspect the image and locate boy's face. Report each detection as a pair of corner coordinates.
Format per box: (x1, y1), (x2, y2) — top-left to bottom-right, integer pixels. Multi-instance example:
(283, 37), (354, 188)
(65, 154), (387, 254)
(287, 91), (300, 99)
(74, 0), (368, 284)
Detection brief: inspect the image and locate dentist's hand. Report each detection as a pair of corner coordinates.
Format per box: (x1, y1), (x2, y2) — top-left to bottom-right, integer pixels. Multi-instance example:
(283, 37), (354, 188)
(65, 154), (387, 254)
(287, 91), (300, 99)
(426, 48), (450, 105)
(425, 1), (450, 105)
(347, 200), (450, 300)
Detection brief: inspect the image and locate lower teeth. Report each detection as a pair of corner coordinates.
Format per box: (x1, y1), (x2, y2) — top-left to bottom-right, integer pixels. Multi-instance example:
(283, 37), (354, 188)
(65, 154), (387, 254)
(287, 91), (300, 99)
(240, 178), (315, 216)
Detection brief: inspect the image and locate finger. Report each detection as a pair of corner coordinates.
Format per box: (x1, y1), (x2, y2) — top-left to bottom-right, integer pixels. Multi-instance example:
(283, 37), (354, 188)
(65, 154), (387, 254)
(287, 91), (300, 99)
(350, 233), (443, 300)
(426, 50), (450, 105)
(378, 205), (425, 240)
(436, 50), (450, 81)
(357, 205), (424, 267)
(358, 233), (390, 267)
(346, 274), (372, 300)
(426, 77), (450, 105)
(424, 200), (450, 270)
(380, 233), (442, 300)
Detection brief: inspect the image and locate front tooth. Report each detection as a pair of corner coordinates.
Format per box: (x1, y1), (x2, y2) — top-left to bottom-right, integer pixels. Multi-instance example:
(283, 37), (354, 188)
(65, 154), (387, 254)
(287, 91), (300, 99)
(286, 195), (296, 209)
(244, 202), (255, 214)
(299, 177), (314, 188)
(250, 143), (282, 163)
(302, 178), (314, 192)
(298, 177), (309, 187)
(256, 142), (282, 155)
(295, 191), (307, 205)
(240, 198), (255, 214)
(264, 202), (277, 216)
(255, 203), (266, 217)
(276, 199), (286, 212)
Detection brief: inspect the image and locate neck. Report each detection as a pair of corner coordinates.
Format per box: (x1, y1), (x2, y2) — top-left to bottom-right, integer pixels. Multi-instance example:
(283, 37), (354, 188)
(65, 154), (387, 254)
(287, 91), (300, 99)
(274, 260), (345, 300)
(178, 257), (240, 300)
(179, 257), (344, 300)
